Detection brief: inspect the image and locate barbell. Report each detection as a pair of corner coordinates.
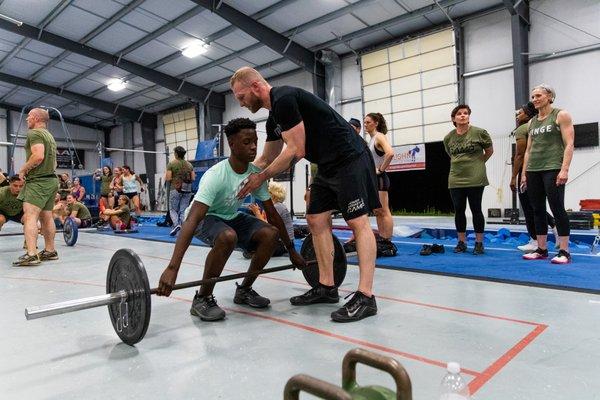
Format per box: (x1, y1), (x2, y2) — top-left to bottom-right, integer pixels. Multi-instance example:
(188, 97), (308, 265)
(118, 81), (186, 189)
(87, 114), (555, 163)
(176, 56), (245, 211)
(25, 233), (348, 346)
(1, 217), (84, 246)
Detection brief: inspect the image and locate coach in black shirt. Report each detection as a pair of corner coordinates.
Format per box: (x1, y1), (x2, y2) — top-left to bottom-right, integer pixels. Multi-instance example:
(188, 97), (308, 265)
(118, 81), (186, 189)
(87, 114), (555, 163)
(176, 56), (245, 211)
(231, 67), (379, 322)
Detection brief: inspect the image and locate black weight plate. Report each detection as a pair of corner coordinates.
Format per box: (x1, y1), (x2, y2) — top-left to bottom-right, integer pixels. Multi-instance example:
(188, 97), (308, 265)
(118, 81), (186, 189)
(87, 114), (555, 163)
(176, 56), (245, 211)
(300, 233), (347, 288)
(63, 217), (78, 246)
(106, 249), (151, 346)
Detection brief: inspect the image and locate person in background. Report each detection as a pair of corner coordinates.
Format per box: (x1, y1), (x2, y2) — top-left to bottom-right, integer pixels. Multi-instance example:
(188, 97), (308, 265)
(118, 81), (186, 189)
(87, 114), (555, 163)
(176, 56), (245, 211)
(52, 192), (67, 228)
(95, 166), (112, 211)
(248, 181), (295, 258)
(121, 165), (144, 215)
(71, 176), (85, 202)
(0, 175), (24, 231)
(101, 194), (132, 231)
(166, 145), (196, 236)
(58, 173), (72, 200)
(443, 104), (494, 255)
(110, 167), (123, 208)
(62, 194), (92, 228)
(521, 84), (575, 264)
(348, 118), (362, 135)
(510, 101), (558, 253)
(0, 169), (9, 187)
(15, 108), (59, 266)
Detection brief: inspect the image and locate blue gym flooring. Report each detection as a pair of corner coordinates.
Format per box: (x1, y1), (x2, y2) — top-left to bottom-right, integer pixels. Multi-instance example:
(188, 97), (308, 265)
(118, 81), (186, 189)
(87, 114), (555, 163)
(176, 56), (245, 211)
(88, 223), (600, 294)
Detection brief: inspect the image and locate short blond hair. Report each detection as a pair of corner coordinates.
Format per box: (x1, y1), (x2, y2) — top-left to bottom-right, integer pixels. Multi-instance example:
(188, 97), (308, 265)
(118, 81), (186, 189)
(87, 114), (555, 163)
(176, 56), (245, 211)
(268, 181), (286, 203)
(230, 66), (267, 88)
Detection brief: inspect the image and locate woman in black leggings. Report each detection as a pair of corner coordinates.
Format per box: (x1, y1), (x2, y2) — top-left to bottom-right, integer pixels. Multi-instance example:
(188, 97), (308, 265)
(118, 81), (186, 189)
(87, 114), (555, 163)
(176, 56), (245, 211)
(443, 105), (494, 255)
(521, 84), (575, 264)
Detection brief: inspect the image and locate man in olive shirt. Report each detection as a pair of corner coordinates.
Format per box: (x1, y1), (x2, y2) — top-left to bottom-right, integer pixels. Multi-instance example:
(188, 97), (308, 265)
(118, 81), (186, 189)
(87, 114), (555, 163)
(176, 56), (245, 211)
(0, 176), (24, 230)
(15, 108), (59, 266)
(165, 145), (195, 236)
(64, 194), (92, 228)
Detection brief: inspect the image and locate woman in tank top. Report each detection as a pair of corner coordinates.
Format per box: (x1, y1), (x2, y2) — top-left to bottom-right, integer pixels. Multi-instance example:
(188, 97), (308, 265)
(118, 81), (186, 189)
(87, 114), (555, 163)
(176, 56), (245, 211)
(521, 84), (575, 264)
(71, 176), (85, 202)
(121, 165), (144, 214)
(363, 113), (395, 244)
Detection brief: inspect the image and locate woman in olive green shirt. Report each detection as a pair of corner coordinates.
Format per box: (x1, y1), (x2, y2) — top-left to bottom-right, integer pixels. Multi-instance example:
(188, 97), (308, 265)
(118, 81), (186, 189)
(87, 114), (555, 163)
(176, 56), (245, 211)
(521, 84), (575, 264)
(443, 104), (493, 255)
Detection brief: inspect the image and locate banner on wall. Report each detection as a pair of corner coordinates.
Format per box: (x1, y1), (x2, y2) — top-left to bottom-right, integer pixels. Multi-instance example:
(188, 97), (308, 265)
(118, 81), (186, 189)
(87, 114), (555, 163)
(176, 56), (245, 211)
(387, 143), (426, 172)
(56, 147), (85, 169)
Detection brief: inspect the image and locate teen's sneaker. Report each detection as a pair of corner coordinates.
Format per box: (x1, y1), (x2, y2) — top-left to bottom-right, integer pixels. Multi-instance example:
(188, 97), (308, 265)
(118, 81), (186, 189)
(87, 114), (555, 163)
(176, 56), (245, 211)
(233, 283), (270, 308)
(453, 241), (467, 253)
(169, 225), (181, 237)
(190, 292), (225, 321)
(473, 242), (484, 255)
(551, 249), (572, 264)
(518, 239), (538, 253)
(12, 253), (41, 267)
(37, 250), (59, 261)
(331, 291), (377, 322)
(522, 248), (548, 260)
(290, 284), (340, 306)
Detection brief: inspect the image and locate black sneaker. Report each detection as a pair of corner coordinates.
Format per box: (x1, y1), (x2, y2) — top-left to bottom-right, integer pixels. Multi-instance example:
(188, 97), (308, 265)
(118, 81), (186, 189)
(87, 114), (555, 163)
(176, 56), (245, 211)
(38, 249), (59, 261)
(473, 242), (484, 255)
(432, 244), (445, 254)
(233, 283), (270, 308)
(290, 284), (340, 306)
(12, 253), (41, 267)
(169, 225), (181, 237)
(190, 292), (225, 321)
(331, 291), (377, 322)
(454, 241), (467, 253)
(242, 250), (254, 259)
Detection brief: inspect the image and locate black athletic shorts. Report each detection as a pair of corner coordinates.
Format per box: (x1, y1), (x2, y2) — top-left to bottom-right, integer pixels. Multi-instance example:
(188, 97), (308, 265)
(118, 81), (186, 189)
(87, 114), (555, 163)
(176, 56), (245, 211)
(79, 218), (92, 228)
(194, 213), (272, 252)
(308, 150), (381, 220)
(1, 211), (23, 223)
(377, 171), (390, 192)
(124, 192), (138, 199)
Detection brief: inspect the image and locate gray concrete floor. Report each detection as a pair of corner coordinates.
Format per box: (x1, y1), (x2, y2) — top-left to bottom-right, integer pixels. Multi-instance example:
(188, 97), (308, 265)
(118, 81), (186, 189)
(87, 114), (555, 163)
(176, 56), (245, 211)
(1, 221), (599, 399)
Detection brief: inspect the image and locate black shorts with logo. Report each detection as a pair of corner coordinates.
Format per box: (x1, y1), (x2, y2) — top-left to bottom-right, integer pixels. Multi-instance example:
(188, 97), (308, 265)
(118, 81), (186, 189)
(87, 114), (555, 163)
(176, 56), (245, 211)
(194, 213), (272, 252)
(308, 150), (381, 220)
(377, 171), (390, 192)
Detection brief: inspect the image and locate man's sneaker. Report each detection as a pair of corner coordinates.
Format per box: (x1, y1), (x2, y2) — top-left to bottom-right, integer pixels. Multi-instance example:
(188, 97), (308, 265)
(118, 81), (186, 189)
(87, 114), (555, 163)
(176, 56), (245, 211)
(169, 225), (181, 237)
(12, 253), (41, 267)
(518, 239), (538, 253)
(37, 250), (59, 261)
(331, 291), (377, 322)
(473, 242), (484, 255)
(453, 241), (467, 253)
(242, 250), (254, 259)
(551, 249), (572, 264)
(523, 248), (548, 260)
(190, 292), (225, 321)
(233, 283), (270, 308)
(290, 284), (340, 306)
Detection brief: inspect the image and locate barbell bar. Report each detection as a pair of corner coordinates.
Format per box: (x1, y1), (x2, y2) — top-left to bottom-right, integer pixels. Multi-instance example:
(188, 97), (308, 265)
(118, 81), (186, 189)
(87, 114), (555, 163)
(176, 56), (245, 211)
(25, 233), (348, 345)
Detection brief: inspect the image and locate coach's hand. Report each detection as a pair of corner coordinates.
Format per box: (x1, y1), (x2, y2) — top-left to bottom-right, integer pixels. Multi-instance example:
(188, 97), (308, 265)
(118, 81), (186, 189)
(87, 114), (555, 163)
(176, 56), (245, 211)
(237, 173), (264, 199)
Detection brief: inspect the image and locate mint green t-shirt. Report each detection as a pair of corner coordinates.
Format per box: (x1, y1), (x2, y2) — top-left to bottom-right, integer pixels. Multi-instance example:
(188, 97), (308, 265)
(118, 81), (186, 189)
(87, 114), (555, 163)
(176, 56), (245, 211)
(185, 160), (270, 221)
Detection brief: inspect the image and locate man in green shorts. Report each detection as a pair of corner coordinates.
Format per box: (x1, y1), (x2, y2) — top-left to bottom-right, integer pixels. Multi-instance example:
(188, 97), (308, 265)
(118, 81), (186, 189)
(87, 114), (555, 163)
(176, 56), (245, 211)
(0, 175), (24, 230)
(15, 108), (58, 266)
(64, 194), (93, 228)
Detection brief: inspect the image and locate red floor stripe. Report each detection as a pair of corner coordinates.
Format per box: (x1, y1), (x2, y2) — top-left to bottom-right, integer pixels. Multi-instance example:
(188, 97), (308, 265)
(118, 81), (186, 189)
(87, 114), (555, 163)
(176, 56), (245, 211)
(467, 323), (548, 394)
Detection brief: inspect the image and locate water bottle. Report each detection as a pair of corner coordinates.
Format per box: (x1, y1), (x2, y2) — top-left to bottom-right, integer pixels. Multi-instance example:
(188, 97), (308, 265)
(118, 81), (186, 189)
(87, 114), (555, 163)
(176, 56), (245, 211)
(439, 362), (470, 400)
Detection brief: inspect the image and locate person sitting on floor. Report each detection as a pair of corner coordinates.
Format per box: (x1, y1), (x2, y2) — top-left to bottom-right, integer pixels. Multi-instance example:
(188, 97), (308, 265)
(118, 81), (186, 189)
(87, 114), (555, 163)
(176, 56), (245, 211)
(62, 194), (92, 228)
(101, 194), (132, 231)
(0, 175), (25, 231)
(247, 181), (295, 258)
(156, 117), (305, 322)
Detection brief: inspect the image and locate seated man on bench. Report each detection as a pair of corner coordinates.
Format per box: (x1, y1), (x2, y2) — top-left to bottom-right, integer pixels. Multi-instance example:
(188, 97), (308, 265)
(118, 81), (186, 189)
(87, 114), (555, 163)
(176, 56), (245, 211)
(156, 118), (305, 321)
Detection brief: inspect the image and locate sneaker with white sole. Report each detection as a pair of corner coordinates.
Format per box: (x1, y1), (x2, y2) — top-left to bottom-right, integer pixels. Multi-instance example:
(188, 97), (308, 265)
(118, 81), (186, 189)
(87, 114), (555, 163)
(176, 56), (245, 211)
(551, 249), (572, 264)
(169, 225), (181, 237)
(522, 248), (548, 260)
(518, 239), (538, 253)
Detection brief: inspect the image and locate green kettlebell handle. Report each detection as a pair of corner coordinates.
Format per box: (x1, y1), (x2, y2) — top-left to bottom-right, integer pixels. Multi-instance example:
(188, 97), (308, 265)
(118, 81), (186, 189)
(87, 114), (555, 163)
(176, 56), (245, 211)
(341, 348), (413, 400)
(284, 374), (353, 400)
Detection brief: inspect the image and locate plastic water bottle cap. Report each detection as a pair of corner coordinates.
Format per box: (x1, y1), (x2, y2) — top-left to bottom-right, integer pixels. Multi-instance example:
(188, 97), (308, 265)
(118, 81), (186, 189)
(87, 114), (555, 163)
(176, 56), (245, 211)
(447, 362), (461, 374)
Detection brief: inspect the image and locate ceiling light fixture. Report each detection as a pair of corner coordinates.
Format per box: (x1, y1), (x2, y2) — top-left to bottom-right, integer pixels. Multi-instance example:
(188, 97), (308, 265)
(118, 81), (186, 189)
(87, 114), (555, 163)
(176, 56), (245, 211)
(182, 40), (208, 58)
(107, 79), (127, 92)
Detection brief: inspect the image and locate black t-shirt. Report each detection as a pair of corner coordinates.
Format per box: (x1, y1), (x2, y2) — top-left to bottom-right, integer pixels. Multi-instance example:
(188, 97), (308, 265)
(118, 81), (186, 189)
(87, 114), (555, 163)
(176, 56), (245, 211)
(266, 86), (366, 175)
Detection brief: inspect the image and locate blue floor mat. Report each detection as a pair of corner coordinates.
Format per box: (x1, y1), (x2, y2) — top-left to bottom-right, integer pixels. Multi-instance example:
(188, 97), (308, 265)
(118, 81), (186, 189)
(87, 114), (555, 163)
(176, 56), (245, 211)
(89, 225), (600, 294)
